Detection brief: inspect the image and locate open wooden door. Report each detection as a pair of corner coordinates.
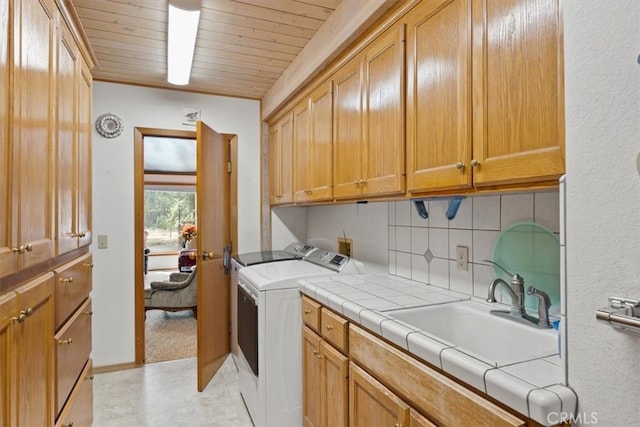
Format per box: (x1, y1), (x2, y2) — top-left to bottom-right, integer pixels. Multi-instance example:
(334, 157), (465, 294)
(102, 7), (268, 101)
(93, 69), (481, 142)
(195, 122), (231, 391)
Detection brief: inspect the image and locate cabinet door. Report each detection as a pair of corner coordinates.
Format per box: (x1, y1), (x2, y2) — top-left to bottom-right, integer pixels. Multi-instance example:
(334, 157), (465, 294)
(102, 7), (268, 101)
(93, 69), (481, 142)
(406, 0), (472, 193)
(471, 0), (564, 185)
(303, 327), (323, 427)
(57, 23), (79, 255)
(308, 82), (333, 202)
(332, 57), (364, 200)
(13, 273), (55, 427)
(13, 0), (57, 269)
(77, 59), (93, 248)
(0, 291), (17, 427)
(270, 123), (283, 204)
(269, 113), (294, 205)
(322, 341), (349, 427)
(0, 0), (14, 278)
(410, 409), (438, 427)
(293, 100), (311, 202)
(349, 362), (410, 427)
(362, 23), (405, 197)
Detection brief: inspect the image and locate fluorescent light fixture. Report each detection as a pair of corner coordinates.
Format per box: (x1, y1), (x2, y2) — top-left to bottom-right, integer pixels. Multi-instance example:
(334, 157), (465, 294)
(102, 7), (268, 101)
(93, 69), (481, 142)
(167, 1), (201, 85)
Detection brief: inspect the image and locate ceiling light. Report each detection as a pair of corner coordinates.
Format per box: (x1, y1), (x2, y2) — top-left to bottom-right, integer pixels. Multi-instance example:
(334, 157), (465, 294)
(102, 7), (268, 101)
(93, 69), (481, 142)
(167, 1), (201, 85)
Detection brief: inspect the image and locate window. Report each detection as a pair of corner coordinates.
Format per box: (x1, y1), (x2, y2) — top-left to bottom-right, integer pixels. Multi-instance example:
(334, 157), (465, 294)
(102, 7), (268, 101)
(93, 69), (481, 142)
(144, 187), (196, 251)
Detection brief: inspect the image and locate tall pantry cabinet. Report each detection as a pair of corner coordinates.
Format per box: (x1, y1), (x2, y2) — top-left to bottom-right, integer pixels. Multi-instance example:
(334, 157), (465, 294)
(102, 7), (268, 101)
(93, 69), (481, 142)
(0, 0), (96, 426)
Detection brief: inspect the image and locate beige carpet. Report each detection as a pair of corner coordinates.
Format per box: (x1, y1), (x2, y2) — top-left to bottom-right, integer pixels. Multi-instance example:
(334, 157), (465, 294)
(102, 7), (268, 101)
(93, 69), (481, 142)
(145, 309), (197, 364)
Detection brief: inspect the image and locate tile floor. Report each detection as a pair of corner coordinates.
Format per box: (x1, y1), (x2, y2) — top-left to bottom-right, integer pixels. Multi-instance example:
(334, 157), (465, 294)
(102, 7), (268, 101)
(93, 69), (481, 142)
(93, 356), (253, 427)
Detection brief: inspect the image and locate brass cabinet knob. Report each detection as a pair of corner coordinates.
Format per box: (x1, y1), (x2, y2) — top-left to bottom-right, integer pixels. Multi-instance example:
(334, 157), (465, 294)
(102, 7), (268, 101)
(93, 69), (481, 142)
(83, 263), (94, 268)
(12, 312), (26, 323)
(58, 338), (73, 345)
(60, 277), (74, 284)
(316, 353), (324, 360)
(455, 161), (465, 170)
(304, 309), (311, 315)
(202, 251), (216, 260)
(471, 159), (480, 167)
(24, 243), (33, 252)
(326, 324), (334, 331)
(62, 423), (74, 427)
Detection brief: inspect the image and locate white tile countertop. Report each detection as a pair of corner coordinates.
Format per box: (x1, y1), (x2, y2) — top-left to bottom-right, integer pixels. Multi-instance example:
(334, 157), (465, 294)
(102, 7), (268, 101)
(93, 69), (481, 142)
(298, 273), (577, 427)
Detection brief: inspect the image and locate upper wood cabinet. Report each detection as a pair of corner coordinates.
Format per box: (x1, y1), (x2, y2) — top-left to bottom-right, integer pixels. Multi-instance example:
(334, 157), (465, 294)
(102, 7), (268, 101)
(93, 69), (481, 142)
(293, 82), (333, 203)
(269, 112), (294, 205)
(406, 0), (472, 193)
(334, 23), (405, 200)
(57, 21), (93, 255)
(11, 0), (58, 270)
(471, 0), (564, 186)
(407, 0), (564, 193)
(0, 0), (12, 277)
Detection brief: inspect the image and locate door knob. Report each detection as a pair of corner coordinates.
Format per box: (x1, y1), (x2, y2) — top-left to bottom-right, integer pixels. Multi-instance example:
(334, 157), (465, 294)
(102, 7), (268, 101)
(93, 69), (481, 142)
(202, 251), (216, 259)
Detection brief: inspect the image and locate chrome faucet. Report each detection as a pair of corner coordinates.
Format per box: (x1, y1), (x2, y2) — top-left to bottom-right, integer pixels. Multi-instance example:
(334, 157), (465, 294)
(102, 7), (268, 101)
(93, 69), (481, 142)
(484, 260), (552, 329)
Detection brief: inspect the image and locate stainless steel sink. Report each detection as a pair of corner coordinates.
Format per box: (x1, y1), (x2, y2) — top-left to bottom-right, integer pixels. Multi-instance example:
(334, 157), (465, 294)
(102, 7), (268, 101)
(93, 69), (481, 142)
(386, 300), (558, 365)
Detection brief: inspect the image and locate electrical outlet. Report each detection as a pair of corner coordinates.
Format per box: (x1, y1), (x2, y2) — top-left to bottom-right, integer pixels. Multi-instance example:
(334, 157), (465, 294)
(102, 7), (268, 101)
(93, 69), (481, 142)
(456, 245), (468, 271)
(97, 234), (108, 249)
(338, 237), (352, 257)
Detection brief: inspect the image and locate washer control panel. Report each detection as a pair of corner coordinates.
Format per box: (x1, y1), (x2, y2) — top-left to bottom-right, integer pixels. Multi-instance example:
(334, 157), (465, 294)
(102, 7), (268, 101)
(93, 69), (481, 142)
(304, 249), (349, 272)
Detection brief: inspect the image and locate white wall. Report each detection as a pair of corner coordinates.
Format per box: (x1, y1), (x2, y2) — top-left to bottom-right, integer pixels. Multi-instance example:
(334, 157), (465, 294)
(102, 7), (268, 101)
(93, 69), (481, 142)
(564, 2), (640, 425)
(91, 82), (260, 367)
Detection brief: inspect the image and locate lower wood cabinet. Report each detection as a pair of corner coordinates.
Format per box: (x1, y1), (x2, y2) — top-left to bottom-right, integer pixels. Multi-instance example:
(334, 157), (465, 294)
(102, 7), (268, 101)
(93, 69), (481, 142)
(55, 298), (92, 415)
(55, 359), (94, 427)
(349, 361), (410, 427)
(303, 326), (349, 427)
(2, 273), (56, 427)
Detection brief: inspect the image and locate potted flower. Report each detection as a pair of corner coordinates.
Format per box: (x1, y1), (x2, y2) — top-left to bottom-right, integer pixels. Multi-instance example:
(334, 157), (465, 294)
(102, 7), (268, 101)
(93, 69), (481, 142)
(180, 223), (197, 249)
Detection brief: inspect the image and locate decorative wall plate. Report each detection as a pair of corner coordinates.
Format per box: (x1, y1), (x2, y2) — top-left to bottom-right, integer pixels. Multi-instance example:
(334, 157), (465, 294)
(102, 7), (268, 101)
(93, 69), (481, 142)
(95, 113), (124, 138)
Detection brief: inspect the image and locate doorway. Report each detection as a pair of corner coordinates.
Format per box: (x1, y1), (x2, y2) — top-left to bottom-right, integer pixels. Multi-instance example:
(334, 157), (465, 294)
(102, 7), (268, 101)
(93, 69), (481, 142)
(133, 127), (238, 367)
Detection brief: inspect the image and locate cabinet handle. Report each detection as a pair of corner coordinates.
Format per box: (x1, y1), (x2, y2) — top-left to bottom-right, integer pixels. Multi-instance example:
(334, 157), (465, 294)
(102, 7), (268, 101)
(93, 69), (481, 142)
(471, 159), (480, 167)
(455, 162), (465, 170)
(316, 353), (324, 360)
(326, 324), (334, 331)
(83, 311), (93, 316)
(86, 375), (94, 381)
(304, 309), (311, 315)
(359, 179), (366, 185)
(312, 350), (319, 356)
(60, 277), (74, 284)
(395, 424), (403, 427)
(78, 231), (86, 238)
(11, 246), (26, 254)
(12, 311), (26, 323)
(353, 180), (360, 186)
(23, 243), (33, 252)
(58, 338), (73, 345)
(62, 422), (74, 427)
(83, 263), (94, 268)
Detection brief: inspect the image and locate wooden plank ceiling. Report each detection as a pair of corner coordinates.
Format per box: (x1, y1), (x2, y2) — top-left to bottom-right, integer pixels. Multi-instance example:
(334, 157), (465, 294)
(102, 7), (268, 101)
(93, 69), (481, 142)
(70, 0), (342, 99)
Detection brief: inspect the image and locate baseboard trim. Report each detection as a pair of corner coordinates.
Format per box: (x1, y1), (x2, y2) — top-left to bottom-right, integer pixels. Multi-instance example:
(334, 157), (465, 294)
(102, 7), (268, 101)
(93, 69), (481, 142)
(92, 361), (140, 375)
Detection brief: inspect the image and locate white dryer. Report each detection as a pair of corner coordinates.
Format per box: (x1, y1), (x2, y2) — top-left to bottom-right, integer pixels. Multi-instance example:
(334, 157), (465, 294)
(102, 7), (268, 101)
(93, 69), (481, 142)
(236, 249), (364, 427)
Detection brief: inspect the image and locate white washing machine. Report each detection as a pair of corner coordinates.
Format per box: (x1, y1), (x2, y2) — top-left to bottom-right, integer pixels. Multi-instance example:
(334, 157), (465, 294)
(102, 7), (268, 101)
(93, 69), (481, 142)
(236, 249), (364, 427)
(230, 242), (315, 363)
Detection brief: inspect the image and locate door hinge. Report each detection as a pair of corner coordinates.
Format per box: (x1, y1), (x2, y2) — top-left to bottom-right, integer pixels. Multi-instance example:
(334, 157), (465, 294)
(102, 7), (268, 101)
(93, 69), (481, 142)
(227, 162), (232, 173)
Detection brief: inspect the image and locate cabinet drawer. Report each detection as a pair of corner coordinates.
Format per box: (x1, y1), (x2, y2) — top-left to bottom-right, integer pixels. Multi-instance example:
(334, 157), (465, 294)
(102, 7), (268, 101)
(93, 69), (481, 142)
(55, 298), (92, 416)
(302, 295), (321, 332)
(321, 308), (348, 353)
(55, 359), (93, 427)
(349, 325), (525, 427)
(54, 253), (93, 329)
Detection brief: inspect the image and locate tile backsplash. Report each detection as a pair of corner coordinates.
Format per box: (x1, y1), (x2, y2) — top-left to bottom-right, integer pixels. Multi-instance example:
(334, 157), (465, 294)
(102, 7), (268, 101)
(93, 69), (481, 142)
(388, 191), (560, 301)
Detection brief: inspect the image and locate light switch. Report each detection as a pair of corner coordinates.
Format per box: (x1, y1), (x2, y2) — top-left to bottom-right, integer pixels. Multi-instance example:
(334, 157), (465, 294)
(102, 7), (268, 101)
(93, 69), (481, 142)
(97, 234), (108, 249)
(456, 245), (468, 271)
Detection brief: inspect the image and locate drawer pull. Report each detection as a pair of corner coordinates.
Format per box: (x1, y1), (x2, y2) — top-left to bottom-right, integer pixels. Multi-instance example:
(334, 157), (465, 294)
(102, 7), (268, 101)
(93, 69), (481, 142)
(60, 277), (74, 284)
(87, 375), (94, 381)
(83, 311), (94, 316)
(326, 324), (334, 331)
(12, 311), (26, 323)
(83, 262), (94, 268)
(62, 422), (74, 427)
(316, 353), (324, 360)
(312, 350), (319, 356)
(304, 309), (311, 315)
(58, 338), (73, 345)
(395, 424), (403, 427)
